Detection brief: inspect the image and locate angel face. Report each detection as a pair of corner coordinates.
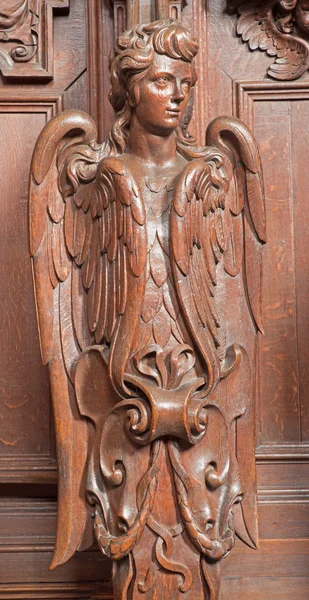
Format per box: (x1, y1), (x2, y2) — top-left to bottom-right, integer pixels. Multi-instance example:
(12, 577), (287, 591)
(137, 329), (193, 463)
(131, 53), (194, 136)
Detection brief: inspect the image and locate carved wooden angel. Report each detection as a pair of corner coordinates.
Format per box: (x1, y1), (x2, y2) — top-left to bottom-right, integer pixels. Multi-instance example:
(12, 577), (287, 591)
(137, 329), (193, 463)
(29, 20), (265, 600)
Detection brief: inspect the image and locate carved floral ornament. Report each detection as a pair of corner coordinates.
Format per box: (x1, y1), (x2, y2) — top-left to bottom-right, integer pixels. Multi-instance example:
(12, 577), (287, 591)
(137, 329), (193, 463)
(29, 19), (266, 600)
(229, 0), (309, 80)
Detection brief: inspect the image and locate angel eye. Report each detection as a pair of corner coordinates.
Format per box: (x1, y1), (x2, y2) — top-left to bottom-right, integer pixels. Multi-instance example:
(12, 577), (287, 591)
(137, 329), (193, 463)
(182, 81), (191, 92)
(155, 76), (170, 86)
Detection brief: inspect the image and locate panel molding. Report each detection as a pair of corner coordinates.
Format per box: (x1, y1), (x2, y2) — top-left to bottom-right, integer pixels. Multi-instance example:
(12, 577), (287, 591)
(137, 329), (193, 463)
(256, 443), (309, 462)
(0, 1), (70, 80)
(0, 499), (56, 552)
(0, 457), (57, 484)
(258, 487), (309, 504)
(0, 91), (62, 484)
(0, 584), (112, 599)
(0, 90), (63, 112)
(233, 80), (309, 126)
(234, 80), (309, 469)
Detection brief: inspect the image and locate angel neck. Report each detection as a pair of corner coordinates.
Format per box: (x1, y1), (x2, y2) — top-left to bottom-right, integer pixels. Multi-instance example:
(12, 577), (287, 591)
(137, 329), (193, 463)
(126, 118), (179, 169)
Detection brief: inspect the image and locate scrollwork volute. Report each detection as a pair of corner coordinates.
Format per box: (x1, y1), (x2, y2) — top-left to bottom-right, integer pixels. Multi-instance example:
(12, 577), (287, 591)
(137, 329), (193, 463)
(29, 19), (265, 600)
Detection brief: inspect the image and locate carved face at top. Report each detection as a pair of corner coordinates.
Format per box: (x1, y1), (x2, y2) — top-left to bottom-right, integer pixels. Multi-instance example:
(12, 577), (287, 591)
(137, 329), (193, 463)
(130, 53), (194, 136)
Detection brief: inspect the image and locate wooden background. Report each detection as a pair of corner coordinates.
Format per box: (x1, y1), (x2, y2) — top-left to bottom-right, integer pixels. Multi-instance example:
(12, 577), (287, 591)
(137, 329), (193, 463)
(0, 0), (308, 597)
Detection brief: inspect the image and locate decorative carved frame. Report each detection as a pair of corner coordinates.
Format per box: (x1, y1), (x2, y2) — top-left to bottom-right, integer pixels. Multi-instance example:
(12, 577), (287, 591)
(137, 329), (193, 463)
(0, 0), (69, 79)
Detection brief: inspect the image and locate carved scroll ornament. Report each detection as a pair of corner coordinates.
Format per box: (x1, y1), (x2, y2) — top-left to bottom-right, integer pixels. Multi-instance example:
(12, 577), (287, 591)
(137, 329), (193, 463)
(0, 0), (69, 79)
(29, 20), (266, 599)
(229, 0), (309, 80)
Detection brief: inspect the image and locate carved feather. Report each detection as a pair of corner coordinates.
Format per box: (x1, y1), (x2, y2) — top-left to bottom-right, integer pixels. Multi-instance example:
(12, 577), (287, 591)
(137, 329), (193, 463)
(233, 1), (309, 80)
(171, 158), (227, 394)
(203, 116), (265, 549)
(29, 110), (148, 569)
(206, 116), (266, 333)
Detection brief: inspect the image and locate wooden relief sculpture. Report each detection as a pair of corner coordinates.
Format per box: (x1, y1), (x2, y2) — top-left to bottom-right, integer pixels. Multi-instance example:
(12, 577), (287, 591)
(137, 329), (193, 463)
(29, 20), (266, 600)
(0, 0), (70, 79)
(229, 0), (309, 80)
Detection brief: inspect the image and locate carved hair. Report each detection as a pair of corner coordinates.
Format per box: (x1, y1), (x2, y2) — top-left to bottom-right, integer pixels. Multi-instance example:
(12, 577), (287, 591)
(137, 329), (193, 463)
(105, 20), (202, 157)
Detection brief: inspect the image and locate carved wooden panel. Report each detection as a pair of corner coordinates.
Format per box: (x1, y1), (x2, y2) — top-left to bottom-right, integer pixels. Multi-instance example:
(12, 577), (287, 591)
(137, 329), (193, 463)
(0, 0), (70, 79)
(0, 0), (308, 597)
(0, 585), (112, 599)
(235, 82), (309, 446)
(204, 2), (309, 596)
(0, 0), (89, 488)
(0, 94), (63, 483)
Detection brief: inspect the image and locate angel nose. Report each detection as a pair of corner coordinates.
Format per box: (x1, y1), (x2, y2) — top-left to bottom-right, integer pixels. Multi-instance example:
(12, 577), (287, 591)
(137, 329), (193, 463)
(172, 83), (185, 103)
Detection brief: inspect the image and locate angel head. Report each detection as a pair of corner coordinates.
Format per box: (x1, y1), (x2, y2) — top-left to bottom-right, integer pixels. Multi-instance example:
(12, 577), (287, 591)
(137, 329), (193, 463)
(106, 20), (199, 155)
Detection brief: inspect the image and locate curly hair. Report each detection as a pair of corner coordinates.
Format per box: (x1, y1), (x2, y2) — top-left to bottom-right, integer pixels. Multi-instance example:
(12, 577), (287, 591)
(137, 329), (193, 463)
(105, 20), (202, 157)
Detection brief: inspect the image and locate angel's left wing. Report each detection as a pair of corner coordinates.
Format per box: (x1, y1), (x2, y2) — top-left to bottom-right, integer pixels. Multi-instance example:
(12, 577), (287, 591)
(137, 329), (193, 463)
(170, 115), (266, 549)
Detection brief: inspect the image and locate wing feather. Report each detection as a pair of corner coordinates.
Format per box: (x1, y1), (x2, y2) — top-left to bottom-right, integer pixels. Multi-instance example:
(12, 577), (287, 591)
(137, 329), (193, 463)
(224, 212), (243, 277)
(71, 262), (94, 350)
(79, 208), (92, 265)
(47, 167), (65, 223)
(204, 115), (265, 549)
(96, 253), (108, 344)
(206, 116), (266, 332)
(74, 202), (86, 261)
(47, 219), (59, 289)
(52, 220), (71, 282)
(63, 195), (75, 257)
(171, 159), (225, 393)
(29, 110), (147, 568)
(106, 258), (117, 343)
(59, 272), (81, 382)
(232, 1), (309, 81)
(81, 217), (99, 290)
(88, 245), (102, 334)
(32, 234), (54, 364)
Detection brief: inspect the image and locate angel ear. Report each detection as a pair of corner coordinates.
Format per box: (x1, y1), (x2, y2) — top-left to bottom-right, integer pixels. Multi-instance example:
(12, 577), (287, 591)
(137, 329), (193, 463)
(126, 83), (140, 108)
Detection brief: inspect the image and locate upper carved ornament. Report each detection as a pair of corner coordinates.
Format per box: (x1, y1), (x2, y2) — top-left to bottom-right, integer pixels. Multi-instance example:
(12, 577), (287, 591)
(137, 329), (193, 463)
(0, 0), (69, 78)
(229, 0), (309, 80)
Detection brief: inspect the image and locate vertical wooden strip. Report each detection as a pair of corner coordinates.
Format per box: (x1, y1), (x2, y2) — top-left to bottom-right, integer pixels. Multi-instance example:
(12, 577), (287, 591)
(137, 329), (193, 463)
(87, 0), (114, 143)
(291, 99), (309, 441)
(183, 0), (209, 145)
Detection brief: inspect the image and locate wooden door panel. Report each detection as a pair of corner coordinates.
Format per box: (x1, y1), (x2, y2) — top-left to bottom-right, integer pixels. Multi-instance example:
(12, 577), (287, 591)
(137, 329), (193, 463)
(0, 0), (308, 597)
(0, 109), (52, 460)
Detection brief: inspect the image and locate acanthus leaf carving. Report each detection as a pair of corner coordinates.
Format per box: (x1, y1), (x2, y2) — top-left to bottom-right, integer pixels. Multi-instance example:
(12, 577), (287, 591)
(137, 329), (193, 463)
(229, 0), (309, 80)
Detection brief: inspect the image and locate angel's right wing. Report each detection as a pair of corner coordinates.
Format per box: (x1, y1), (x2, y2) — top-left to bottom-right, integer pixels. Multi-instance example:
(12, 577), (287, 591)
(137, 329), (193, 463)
(29, 110), (147, 567)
